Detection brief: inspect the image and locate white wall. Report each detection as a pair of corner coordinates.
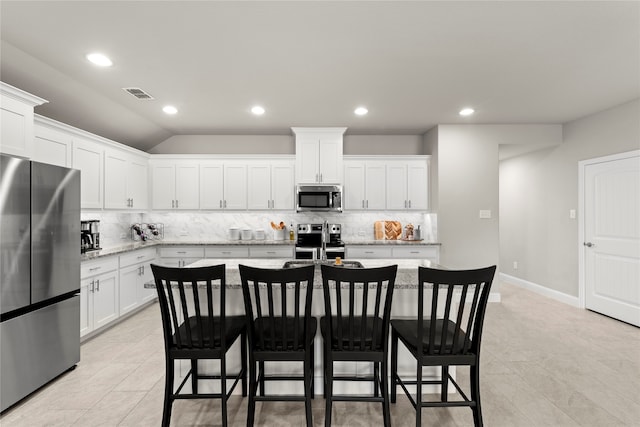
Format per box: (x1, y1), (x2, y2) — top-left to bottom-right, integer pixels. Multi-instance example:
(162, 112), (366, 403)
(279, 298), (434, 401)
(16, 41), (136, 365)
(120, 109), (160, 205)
(500, 99), (640, 297)
(148, 134), (425, 155)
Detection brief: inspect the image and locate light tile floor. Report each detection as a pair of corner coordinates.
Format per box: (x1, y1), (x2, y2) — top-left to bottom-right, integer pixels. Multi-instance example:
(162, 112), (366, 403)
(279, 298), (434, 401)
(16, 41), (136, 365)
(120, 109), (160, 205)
(1, 283), (638, 426)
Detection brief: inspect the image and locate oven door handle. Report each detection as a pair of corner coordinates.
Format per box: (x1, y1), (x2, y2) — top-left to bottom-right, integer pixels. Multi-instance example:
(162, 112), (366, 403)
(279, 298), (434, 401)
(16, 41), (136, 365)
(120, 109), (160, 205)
(325, 248), (345, 253)
(295, 247), (318, 253)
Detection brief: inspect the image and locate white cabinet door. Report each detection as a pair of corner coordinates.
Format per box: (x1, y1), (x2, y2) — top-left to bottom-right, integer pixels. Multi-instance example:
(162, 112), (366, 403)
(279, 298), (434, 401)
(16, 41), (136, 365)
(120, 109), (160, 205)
(72, 138), (103, 209)
(296, 135), (320, 183)
(151, 164), (176, 209)
(200, 163), (225, 209)
(223, 163), (247, 209)
(271, 163), (294, 210)
(128, 157), (148, 209)
(0, 84), (45, 158)
(318, 137), (343, 183)
(175, 163), (199, 209)
(344, 161), (366, 210)
(365, 162), (386, 210)
(386, 163), (408, 210)
(247, 163), (271, 210)
(33, 123), (71, 167)
(104, 150), (129, 209)
(92, 271), (119, 329)
(407, 161), (428, 210)
(119, 264), (140, 316)
(138, 263), (156, 304)
(80, 279), (92, 336)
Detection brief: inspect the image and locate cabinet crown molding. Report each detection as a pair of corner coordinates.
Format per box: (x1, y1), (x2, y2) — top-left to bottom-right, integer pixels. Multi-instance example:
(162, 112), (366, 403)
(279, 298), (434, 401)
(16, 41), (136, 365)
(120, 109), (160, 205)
(291, 127), (347, 135)
(1, 81), (47, 106)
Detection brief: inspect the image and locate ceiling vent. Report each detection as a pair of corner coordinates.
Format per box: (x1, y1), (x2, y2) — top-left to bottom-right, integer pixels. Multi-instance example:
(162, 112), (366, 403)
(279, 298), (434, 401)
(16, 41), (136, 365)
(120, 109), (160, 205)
(122, 87), (154, 100)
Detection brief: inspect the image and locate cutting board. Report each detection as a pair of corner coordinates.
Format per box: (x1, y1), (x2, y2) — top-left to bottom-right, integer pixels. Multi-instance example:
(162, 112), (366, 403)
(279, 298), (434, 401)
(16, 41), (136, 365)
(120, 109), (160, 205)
(374, 221), (402, 240)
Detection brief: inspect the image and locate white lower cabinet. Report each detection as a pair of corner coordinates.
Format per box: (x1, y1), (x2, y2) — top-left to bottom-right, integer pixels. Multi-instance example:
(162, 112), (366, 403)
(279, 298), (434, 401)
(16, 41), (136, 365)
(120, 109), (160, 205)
(158, 246), (205, 267)
(346, 245), (439, 262)
(346, 246), (392, 259)
(118, 247), (157, 316)
(80, 256), (119, 338)
(249, 246), (294, 258)
(205, 246), (249, 258)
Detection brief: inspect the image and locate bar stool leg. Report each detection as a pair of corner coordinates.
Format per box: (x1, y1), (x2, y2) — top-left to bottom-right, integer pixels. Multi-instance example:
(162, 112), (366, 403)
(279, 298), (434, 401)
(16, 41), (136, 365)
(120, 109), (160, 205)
(390, 330), (398, 404)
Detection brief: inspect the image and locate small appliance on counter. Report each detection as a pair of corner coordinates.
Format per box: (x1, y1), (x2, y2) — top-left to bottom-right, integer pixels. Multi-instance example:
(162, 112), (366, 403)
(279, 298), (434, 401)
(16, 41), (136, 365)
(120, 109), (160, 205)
(131, 223), (164, 242)
(81, 220), (101, 253)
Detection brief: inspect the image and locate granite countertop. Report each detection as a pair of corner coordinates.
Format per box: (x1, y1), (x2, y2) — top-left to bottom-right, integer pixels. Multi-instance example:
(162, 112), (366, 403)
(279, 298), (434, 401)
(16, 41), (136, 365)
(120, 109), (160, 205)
(81, 239), (440, 261)
(343, 240), (441, 246)
(81, 239), (296, 261)
(145, 258), (440, 289)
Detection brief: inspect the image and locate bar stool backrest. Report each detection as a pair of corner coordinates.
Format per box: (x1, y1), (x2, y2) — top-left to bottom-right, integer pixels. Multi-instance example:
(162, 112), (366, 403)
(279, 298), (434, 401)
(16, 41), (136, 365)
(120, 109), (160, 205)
(151, 263), (227, 351)
(321, 264), (398, 352)
(239, 264), (315, 352)
(417, 266), (496, 357)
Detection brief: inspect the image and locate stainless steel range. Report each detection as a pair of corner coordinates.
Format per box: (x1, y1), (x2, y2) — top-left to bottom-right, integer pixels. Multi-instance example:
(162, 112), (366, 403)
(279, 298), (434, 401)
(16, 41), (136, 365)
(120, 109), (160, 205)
(295, 223), (345, 260)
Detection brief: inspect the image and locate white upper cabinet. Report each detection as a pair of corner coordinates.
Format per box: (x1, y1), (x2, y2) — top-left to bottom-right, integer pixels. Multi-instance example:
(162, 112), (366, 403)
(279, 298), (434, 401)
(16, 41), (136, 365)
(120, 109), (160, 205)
(386, 158), (429, 210)
(33, 116), (72, 167)
(150, 160), (199, 209)
(247, 161), (294, 210)
(293, 127), (346, 184)
(72, 137), (104, 209)
(344, 159), (386, 210)
(0, 82), (47, 159)
(200, 161), (247, 210)
(104, 148), (148, 210)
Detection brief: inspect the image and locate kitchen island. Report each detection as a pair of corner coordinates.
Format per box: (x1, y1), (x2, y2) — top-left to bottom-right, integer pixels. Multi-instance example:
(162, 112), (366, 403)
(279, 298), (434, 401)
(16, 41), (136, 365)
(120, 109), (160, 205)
(148, 257), (450, 397)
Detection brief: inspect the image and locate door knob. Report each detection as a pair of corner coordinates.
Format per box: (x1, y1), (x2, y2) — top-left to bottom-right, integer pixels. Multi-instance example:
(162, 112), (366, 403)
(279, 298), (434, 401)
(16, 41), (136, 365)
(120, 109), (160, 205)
(583, 242), (595, 247)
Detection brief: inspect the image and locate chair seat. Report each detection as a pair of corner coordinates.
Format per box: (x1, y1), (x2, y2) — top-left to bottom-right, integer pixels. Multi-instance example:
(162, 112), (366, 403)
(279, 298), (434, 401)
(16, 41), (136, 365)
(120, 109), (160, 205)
(321, 316), (385, 350)
(172, 315), (246, 349)
(391, 319), (469, 355)
(253, 317), (317, 351)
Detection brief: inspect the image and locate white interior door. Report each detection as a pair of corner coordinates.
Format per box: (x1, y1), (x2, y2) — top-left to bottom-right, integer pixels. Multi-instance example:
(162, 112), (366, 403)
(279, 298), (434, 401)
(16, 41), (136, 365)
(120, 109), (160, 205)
(583, 152), (640, 326)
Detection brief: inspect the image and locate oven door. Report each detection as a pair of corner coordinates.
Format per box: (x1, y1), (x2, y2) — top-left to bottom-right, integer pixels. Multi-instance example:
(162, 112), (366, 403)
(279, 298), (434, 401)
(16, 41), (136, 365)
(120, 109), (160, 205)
(295, 246), (318, 260)
(325, 246), (345, 260)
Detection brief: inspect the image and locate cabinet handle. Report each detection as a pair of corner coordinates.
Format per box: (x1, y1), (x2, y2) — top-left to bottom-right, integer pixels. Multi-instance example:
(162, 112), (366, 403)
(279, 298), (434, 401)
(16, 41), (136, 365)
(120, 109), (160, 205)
(408, 200), (411, 208)
(410, 251), (419, 254)
(220, 200), (223, 208)
(131, 198), (134, 207)
(89, 280), (94, 292)
(177, 251), (187, 254)
(365, 251), (374, 254)
(224, 200), (227, 208)
(89, 266), (101, 271)
(141, 265), (145, 274)
(362, 200), (365, 208)
(320, 173), (323, 182)
(222, 251), (231, 254)
(137, 255), (145, 259)
(172, 200), (175, 208)
(96, 279), (100, 291)
(267, 251), (276, 254)
(176, 199), (179, 208)
(366, 200), (369, 208)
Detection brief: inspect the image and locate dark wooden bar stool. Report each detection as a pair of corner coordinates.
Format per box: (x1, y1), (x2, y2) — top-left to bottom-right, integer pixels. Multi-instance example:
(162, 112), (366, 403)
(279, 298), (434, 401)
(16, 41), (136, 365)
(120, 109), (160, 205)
(150, 264), (247, 427)
(320, 264), (398, 427)
(390, 265), (496, 427)
(239, 264), (317, 427)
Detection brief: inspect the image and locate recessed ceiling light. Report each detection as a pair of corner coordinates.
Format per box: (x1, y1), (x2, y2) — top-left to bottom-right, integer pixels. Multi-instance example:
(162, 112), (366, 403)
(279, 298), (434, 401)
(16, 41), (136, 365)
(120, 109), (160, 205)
(86, 53), (112, 67)
(354, 107), (368, 116)
(459, 107), (475, 116)
(251, 106), (265, 115)
(163, 105), (178, 115)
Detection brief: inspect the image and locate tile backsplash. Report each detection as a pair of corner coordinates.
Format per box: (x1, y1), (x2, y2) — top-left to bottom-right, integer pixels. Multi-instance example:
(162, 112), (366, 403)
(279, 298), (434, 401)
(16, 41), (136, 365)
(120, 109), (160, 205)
(83, 211), (437, 249)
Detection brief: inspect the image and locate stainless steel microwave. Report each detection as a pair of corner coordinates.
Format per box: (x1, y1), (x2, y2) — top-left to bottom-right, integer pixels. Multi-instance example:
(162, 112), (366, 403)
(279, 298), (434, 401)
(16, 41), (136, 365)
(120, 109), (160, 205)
(296, 184), (343, 212)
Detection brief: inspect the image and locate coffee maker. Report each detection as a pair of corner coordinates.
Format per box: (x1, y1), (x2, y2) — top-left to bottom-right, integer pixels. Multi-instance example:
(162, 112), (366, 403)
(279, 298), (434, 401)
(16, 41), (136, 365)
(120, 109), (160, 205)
(81, 220), (101, 253)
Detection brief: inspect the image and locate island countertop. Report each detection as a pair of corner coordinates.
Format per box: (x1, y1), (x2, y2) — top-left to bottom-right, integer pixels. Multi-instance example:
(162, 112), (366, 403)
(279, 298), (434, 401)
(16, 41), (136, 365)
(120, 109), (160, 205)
(145, 258), (440, 289)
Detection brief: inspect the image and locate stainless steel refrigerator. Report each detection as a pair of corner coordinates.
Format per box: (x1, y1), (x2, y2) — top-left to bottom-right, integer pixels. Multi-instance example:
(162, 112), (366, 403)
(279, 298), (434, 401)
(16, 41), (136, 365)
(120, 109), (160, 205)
(0, 155), (80, 412)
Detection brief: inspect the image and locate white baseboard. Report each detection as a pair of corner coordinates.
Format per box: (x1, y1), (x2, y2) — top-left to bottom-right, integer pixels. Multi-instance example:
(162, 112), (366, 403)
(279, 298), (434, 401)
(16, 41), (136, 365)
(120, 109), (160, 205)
(499, 273), (580, 307)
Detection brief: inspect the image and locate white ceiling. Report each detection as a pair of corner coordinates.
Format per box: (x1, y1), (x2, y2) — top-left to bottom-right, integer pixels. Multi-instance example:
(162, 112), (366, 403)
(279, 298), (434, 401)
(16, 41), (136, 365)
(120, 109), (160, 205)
(1, 1), (638, 152)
